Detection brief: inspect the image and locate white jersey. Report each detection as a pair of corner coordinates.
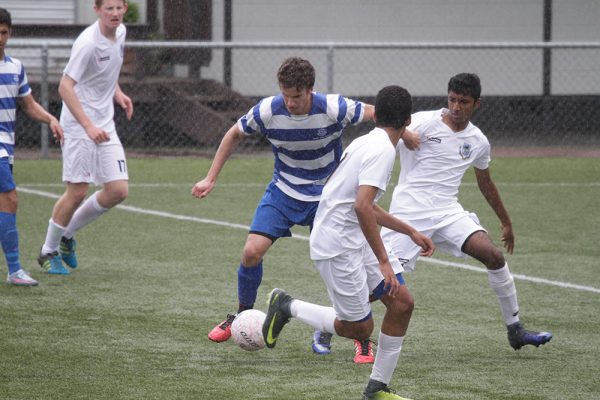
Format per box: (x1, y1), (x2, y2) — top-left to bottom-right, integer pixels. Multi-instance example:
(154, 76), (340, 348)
(60, 21), (126, 141)
(310, 127), (396, 260)
(389, 108), (490, 219)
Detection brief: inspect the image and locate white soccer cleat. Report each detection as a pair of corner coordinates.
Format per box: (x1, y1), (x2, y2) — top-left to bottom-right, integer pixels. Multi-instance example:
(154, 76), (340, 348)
(6, 269), (39, 286)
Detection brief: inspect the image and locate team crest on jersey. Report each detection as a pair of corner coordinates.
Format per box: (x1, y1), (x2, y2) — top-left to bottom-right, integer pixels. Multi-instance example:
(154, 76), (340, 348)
(317, 128), (328, 137)
(459, 143), (472, 160)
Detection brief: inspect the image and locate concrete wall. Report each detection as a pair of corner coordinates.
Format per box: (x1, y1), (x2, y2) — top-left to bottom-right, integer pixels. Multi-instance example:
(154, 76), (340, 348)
(202, 0), (600, 97)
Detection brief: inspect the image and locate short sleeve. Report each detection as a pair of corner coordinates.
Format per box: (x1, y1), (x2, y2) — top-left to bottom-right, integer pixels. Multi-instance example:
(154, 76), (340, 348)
(63, 40), (94, 82)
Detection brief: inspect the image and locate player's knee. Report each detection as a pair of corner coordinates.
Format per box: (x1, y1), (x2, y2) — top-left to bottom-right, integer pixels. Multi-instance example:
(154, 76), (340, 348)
(354, 327), (372, 341)
(113, 186), (128, 203)
(69, 190), (88, 205)
(389, 294), (414, 318)
(485, 248), (505, 270)
(336, 319), (373, 340)
(103, 186), (128, 207)
(241, 246), (262, 267)
(2, 190), (19, 212)
(350, 322), (373, 341)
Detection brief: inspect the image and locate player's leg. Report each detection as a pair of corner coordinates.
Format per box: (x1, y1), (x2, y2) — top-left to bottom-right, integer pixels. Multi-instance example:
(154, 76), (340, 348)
(238, 233), (273, 311)
(208, 233), (273, 342)
(0, 159), (38, 286)
(462, 229), (520, 323)
(209, 183), (297, 342)
(63, 179), (127, 238)
(344, 225), (423, 363)
(38, 181), (88, 275)
(264, 249), (374, 348)
(362, 259), (414, 400)
(40, 138), (91, 273)
(60, 142), (128, 268)
(442, 214), (552, 349)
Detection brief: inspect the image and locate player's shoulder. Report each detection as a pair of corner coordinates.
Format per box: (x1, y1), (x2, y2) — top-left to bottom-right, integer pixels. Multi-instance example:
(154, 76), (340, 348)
(351, 128), (393, 154)
(323, 92), (361, 107)
(242, 95), (279, 126)
(322, 92), (362, 121)
(2, 55), (23, 70)
(260, 95), (281, 116)
(73, 24), (99, 50)
(466, 121), (488, 141)
(117, 24), (127, 41)
(409, 109), (443, 133)
(412, 109), (442, 122)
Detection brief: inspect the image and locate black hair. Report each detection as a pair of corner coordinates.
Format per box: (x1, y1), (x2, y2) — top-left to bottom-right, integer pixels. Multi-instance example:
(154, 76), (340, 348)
(374, 85), (412, 129)
(0, 8), (12, 28)
(448, 73), (481, 100)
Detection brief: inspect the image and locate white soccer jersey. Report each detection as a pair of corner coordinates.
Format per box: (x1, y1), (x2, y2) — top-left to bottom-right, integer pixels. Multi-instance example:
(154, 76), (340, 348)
(310, 128), (396, 260)
(389, 108), (491, 219)
(60, 21), (126, 140)
(0, 56), (31, 158)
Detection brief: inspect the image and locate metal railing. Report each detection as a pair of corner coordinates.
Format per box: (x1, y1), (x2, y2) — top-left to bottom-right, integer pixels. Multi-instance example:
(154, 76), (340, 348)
(10, 39), (600, 157)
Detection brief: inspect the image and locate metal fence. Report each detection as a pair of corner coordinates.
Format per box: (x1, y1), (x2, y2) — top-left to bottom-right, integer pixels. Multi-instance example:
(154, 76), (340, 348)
(10, 39), (600, 158)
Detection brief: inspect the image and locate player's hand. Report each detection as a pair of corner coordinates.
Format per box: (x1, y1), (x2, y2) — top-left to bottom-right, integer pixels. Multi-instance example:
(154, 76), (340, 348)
(402, 129), (420, 151)
(501, 224), (514, 254)
(85, 125), (110, 144)
(379, 260), (402, 298)
(411, 232), (435, 257)
(49, 117), (64, 144)
(115, 92), (134, 120)
(191, 178), (215, 199)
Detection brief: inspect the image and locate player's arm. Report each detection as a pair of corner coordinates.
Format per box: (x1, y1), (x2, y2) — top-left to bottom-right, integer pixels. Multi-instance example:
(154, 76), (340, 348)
(355, 185), (402, 297)
(59, 74), (109, 144)
(18, 94), (63, 142)
(191, 123), (246, 199)
(362, 104), (375, 122)
(114, 84), (133, 120)
(400, 128), (420, 151)
(373, 204), (435, 257)
(474, 167), (514, 254)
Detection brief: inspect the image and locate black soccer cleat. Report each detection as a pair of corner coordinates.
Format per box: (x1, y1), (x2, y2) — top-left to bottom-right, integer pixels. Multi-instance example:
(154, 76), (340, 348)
(262, 288), (293, 349)
(507, 322), (553, 350)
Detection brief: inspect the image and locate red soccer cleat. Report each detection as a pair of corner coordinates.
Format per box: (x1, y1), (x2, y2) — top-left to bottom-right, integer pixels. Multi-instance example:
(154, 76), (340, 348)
(208, 314), (236, 342)
(354, 339), (375, 364)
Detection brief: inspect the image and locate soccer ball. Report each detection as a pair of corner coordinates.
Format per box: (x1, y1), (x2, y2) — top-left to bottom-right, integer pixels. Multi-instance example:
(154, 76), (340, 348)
(231, 309), (267, 351)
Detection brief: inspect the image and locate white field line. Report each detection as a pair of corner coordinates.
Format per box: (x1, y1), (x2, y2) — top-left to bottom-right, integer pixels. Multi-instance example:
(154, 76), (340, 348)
(18, 181), (600, 188)
(18, 186), (600, 294)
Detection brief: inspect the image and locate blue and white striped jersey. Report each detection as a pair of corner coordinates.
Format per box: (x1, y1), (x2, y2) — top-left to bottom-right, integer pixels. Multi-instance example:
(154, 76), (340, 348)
(238, 92), (365, 202)
(0, 56), (31, 159)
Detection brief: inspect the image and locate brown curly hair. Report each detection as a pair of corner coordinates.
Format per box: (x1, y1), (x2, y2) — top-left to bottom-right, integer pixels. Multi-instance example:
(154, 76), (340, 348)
(277, 57), (315, 90)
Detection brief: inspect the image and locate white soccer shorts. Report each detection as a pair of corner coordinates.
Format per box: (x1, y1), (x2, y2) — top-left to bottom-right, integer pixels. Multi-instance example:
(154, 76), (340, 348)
(62, 137), (128, 185)
(381, 212), (486, 272)
(314, 245), (404, 322)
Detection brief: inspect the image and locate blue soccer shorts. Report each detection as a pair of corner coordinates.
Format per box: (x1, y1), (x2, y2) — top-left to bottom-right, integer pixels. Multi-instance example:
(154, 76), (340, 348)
(0, 157), (15, 193)
(249, 182), (319, 241)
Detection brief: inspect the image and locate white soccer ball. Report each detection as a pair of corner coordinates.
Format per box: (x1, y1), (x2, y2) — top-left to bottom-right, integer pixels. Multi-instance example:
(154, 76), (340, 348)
(231, 309), (267, 351)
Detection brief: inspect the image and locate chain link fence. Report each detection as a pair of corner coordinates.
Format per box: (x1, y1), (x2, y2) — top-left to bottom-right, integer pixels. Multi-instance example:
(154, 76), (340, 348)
(10, 39), (600, 158)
